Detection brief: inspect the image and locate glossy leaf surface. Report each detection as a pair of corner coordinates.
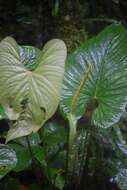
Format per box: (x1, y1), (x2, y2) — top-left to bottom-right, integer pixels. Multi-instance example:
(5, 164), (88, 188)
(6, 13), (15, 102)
(0, 144), (17, 179)
(19, 45), (40, 70)
(115, 169), (127, 190)
(60, 24), (127, 128)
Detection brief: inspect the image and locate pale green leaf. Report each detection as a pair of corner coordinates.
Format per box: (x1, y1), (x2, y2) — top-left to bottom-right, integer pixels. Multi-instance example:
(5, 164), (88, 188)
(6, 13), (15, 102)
(0, 37), (66, 142)
(6, 120), (33, 143)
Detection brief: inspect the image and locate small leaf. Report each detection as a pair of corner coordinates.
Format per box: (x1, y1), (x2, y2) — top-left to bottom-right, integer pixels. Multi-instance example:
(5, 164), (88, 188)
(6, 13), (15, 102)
(32, 146), (46, 166)
(43, 121), (67, 146)
(0, 144), (17, 179)
(55, 174), (65, 190)
(115, 169), (127, 190)
(19, 45), (40, 70)
(43, 167), (65, 190)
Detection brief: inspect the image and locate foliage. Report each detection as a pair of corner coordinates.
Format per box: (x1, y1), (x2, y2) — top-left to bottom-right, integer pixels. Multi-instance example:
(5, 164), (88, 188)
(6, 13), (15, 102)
(0, 144), (17, 179)
(115, 169), (127, 190)
(1, 24), (127, 190)
(57, 20), (87, 52)
(0, 37), (66, 142)
(60, 23), (127, 189)
(60, 24), (127, 128)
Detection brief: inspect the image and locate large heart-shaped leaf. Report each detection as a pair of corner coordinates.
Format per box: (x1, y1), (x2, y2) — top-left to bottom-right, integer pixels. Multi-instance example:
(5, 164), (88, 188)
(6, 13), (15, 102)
(60, 24), (127, 128)
(0, 144), (17, 179)
(0, 37), (67, 142)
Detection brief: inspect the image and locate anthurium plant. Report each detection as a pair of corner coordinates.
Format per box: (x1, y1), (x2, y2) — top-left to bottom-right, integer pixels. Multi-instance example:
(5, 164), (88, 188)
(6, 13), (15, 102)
(1, 23), (127, 190)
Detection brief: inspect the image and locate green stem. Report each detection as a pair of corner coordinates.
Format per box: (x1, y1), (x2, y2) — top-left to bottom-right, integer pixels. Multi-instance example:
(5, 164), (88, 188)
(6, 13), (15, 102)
(74, 130), (89, 190)
(26, 136), (34, 161)
(65, 126), (70, 187)
(26, 136), (43, 187)
(78, 131), (90, 188)
(70, 127), (84, 189)
(44, 146), (54, 190)
(65, 113), (77, 188)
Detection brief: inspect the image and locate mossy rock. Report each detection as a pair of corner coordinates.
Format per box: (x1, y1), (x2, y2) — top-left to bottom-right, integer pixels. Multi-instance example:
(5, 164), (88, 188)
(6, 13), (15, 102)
(57, 18), (88, 52)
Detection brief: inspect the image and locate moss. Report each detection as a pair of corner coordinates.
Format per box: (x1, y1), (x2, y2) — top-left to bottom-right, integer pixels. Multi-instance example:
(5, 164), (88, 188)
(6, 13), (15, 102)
(56, 18), (88, 53)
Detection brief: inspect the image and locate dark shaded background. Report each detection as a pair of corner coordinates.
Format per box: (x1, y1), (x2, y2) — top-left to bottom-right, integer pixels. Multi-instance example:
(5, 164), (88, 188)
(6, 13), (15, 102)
(0, 0), (127, 48)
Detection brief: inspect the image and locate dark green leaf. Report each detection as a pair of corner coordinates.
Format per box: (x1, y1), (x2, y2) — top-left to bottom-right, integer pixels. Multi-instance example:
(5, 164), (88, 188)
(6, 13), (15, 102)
(60, 24), (127, 128)
(43, 121), (67, 146)
(55, 173), (65, 190)
(43, 167), (65, 190)
(32, 146), (46, 166)
(8, 143), (46, 172)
